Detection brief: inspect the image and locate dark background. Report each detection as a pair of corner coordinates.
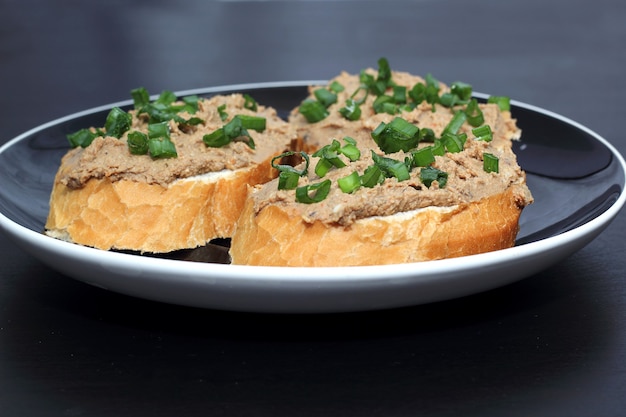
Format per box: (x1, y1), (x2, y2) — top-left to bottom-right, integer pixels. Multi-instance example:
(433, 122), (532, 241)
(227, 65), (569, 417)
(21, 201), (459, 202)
(1, 1), (625, 416)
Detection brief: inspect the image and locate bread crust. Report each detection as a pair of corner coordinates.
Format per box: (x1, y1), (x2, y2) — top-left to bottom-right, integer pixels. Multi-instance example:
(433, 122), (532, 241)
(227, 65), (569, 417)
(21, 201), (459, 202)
(45, 157), (277, 253)
(230, 186), (526, 266)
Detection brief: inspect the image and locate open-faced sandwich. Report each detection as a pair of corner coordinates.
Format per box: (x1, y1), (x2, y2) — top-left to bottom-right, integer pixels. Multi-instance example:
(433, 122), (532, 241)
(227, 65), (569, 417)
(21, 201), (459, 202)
(230, 59), (533, 266)
(45, 90), (300, 253)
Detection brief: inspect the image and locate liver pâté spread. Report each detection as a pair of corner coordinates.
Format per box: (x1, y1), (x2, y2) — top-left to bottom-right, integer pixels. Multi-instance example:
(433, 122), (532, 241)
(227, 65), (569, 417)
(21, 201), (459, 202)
(249, 64), (533, 227)
(58, 93), (298, 189)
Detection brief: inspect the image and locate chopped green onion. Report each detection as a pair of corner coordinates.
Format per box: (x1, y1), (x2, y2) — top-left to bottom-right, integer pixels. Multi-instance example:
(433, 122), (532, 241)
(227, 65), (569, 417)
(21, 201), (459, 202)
(431, 139), (446, 156)
(181, 95), (200, 113)
(203, 115), (264, 149)
(339, 98), (362, 120)
(299, 99), (329, 123)
(450, 81), (473, 102)
(131, 87), (150, 109)
(296, 180), (332, 204)
(271, 151), (310, 190)
(67, 128), (99, 148)
(420, 166), (448, 188)
(408, 83), (426, 104)
(148, 138), (177, 159)
(442, 111), (467, 135)
(472, 125), (493, 142)
(464, 99), (484, 127)
(127, 131), (149, 155)
(148, 121), (170, 139)
(373, 95), (398, 115)
(419, 127), (436, 142)
(442, 132), (467, 153)
(371, 117), (421, 153)
(329, 81), (345, 93)
(277, 171), (300, 190)
(155, 90), (177, 106)
(392, 86), (407, 104)
(313, 139), (347, 177)
(222, 116), (256, 149)
(202, 128), (230, 148)
(235, 114), (266, 132)
(360, 70), (387, 96)
(376, 57), (392, 85)
(424, 74), (441, 106)
(339, 137), (361, 161)
(243, 94), (258, 111)
(360, 165), (385, 188)
(411, 147), (436, 167)
(217, 104), (228, 121)
(105, 107), (132, 138)
(487, 96), (510, 112)
(483, 152), (499, 173)
(314, 88), (337, 108)
(314, 158), (334, 178)
(338, 171), (361, 193)
(350, 85), (369, 104)
(371, 151), (410, 181)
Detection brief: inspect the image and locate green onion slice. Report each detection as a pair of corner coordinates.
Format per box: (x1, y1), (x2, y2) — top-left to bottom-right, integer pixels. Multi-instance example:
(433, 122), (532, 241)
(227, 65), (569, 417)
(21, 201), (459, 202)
(131, 87), (150, 109)
(410, 147), (436, 167)
(148, 138), (178, 159)
(373, 95), (398, 115)
(377, 57), (392, 85)
(442, 110), (467, 135)
(127, 131), (149, 155)
(487, 96), (511, 112)
(243, 94), (258, 111)
(360, 165), (385, 188)
(299, 99), (329, 123)
(271, 151), (310, 190)
(313, 139), (347, 177)
(202, 128), (230, 148)
(350, 85), (369, 104)
(329, 81), (345, 93)
(217, 104), (228, 121)
(338, 171), (361, 194)
(339, 137), (361, 161)
(442, 132), (467, 153)
(371, 151), (410, 181)
(339, 98), (362, 121)
(148, 121), (170, 139)
(296, 180), (332, 204)
(203, 115), (265, 149)
(314, 88), (337, 108)
(472, 125), (493, 142)
(105, 107), (132, 138)
(371, 117), (421, 153)
(483, 152), (499, 173)
(234, 114), (266, 132)
(67, 129), (99, 148)
(431, 139), (446, 156)
(450, 81), (473, 102)
(464, 98), (484, 127)
(420, 166), (448, 188)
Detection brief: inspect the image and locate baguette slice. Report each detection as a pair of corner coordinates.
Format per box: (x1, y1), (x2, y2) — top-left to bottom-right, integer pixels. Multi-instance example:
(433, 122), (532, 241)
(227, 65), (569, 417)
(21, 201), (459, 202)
(45, 93), (300, 253)
(46, 160), (278, 253)
(232, 63), (533, 267)
(230, 184), (528, 267)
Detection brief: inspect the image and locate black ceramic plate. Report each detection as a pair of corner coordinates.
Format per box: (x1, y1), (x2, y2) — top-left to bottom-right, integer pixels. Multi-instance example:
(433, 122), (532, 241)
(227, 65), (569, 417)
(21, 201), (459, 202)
(0, 82), (624, 313)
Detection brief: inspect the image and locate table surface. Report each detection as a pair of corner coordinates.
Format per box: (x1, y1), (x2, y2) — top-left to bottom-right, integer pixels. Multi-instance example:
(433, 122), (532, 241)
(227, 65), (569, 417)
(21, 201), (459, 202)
(1, 0), (625, 416)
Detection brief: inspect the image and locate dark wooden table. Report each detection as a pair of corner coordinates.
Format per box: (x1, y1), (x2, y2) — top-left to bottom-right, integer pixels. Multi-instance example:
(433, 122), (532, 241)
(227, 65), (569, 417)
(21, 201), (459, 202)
(1, 1), (625, 416)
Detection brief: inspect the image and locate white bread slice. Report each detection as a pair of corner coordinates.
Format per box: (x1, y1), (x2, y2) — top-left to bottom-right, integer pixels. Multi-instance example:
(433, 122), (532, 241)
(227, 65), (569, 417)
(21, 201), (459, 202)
(46, 160), (277, 253)
(230, 184), (528, 267)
